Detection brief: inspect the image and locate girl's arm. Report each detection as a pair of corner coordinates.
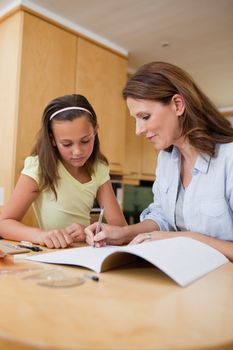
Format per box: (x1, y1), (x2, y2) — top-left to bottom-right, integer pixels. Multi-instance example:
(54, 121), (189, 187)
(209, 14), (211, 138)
(96, 180), (127, 226)
(85, 180), (160, 246)
(0, 175), (72, 248)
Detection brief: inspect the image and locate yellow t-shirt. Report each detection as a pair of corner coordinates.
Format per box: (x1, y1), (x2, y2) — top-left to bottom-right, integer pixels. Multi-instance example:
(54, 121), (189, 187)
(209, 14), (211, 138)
(21, 156), (110, 229)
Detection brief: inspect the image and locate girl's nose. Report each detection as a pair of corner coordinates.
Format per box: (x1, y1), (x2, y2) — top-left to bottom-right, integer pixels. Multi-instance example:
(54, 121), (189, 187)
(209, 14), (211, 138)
(72, 146), (81, 156)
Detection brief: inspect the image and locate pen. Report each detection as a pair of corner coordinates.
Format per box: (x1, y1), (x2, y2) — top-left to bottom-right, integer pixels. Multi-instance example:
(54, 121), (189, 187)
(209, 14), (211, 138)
(84, 273), (99, 282)
(94, 207), (104, 247)
(18, 244), (42, 252)
(0, 249), (6, 258)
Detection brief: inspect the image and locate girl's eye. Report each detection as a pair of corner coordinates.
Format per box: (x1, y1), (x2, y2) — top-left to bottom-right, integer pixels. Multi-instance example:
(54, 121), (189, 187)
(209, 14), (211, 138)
(142, 115), (150, 120)
(62, 143), (72, 147)
(81, 139), (90, 144)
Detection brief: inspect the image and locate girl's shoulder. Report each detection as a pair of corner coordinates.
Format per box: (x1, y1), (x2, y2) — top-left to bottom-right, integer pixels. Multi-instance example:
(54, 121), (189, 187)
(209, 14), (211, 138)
(21, 155), (40, 183)
(93, 160), (110, 186)
(23, 155), (39, 168)
(94, 160), (109, 173)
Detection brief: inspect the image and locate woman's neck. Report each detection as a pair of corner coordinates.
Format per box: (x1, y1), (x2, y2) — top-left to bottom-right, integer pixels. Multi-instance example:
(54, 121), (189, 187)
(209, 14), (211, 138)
(175, 139), (199, 188)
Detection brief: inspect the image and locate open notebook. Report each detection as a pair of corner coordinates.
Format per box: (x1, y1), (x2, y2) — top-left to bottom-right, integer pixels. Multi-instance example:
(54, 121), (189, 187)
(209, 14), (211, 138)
(27, 236), (229, 287)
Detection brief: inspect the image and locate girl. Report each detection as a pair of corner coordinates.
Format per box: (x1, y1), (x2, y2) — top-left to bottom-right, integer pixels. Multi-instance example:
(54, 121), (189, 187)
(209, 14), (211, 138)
(0, 94), (126, 248)
(85, 61), (233, 262)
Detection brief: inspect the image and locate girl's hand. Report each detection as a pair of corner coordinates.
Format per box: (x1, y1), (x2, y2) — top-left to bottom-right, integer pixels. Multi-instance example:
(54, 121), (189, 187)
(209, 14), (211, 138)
(37, 229), (73, 249)
(65, 223), (86, 242)
(85, 223), (127, 247)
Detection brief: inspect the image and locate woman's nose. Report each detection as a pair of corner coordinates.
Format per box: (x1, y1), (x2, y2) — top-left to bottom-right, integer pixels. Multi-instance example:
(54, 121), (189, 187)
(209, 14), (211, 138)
(135, 119), (145, 135)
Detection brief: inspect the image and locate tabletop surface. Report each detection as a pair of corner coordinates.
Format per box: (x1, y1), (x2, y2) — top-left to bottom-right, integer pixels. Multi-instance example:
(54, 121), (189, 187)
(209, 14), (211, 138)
(0, 242), (233, 350)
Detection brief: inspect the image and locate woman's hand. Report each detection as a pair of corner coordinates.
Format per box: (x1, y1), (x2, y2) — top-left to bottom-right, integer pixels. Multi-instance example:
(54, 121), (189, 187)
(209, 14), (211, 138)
(37, 229), (73, 249)
(85, 222), (128, 247)
(129, 231), (176, 245)
(65, 223), (86, 242)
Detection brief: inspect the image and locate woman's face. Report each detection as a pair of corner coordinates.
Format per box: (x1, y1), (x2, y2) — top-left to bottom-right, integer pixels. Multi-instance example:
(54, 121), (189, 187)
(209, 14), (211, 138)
(126, 96), (184, 151)
(51, 115), (96, 170)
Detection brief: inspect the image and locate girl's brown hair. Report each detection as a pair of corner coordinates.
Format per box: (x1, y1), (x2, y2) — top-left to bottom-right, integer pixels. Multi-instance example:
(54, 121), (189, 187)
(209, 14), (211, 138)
(31, 94), (108, 198)
(123, 61), (233, 154)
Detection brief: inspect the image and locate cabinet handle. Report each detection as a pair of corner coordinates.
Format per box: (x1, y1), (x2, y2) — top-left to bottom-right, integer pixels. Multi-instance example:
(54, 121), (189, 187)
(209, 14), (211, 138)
(110, 162), (121, 166)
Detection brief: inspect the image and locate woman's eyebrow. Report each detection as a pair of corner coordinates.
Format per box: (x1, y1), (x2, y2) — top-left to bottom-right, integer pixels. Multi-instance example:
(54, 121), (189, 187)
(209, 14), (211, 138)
(136, 111), (148, 117)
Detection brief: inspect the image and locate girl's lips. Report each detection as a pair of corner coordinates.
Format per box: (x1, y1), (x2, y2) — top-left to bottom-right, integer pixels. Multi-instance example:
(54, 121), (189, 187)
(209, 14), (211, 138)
(72, 157), (85, 162)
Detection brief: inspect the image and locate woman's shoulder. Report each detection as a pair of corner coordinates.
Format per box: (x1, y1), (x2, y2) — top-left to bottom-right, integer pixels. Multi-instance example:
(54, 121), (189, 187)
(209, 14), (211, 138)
(217, 142), (233, 158)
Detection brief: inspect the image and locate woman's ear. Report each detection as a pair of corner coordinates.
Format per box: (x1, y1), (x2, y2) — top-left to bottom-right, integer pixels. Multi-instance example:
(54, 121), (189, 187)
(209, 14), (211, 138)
(172, 94), (186, 116)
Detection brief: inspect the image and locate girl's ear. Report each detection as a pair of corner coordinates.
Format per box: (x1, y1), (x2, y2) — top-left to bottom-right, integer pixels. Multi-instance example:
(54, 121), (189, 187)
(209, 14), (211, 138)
(172, 94), (186, 116)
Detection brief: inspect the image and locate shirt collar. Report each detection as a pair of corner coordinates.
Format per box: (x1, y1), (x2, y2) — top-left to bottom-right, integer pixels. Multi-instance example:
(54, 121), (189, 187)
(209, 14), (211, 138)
(171, 146), (211, 173)
(194, 154), (211, 173)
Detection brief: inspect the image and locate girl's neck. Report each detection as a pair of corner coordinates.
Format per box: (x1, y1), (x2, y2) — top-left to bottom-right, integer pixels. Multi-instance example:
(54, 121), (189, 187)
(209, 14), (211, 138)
(62, 161), (91, 183)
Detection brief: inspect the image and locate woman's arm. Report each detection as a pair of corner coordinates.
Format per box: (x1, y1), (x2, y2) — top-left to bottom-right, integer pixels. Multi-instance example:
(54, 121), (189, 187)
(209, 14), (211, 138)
(0, 175), (72, 248)
(85, 218), (159, 246)
(85, 180), (161, 246)
(130, 230), (233, 262)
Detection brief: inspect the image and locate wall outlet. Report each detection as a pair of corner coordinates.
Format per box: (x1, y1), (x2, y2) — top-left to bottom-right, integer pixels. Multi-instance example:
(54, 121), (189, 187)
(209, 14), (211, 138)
(0, 187), (4, 206)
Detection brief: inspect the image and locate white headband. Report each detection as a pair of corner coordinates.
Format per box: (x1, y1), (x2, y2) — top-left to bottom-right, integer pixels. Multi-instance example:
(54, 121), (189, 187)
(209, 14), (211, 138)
(49, 107), (93, 120)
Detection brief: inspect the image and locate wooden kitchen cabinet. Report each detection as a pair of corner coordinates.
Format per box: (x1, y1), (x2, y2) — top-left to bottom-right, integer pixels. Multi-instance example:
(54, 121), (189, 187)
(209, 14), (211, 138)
(124, 111), (157, 182)
(141, 137), (157, 178)
(75, 37), (127, 174)
(16, 12), (77, 181)
(124, 110), (142, 176)
(0, 10), (77, 225)
(0, 7), (128, 227)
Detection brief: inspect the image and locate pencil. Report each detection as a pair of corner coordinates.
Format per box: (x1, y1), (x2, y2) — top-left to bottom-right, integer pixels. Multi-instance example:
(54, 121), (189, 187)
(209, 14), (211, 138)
(94, 207), (104, 247)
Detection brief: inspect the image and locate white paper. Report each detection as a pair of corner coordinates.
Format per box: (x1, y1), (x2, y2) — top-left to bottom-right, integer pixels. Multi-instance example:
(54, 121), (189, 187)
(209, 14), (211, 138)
(27, 237), (229, 287)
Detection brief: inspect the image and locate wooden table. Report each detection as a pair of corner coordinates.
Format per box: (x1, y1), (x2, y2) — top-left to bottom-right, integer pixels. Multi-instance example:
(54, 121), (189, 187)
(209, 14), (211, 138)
(0, 245), (233, 350)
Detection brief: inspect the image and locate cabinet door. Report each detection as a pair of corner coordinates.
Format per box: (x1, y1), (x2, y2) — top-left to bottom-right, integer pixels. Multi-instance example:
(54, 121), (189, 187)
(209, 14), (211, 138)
(124, 112), (156, 182)
(17, 12), (77, 226)
(141, 138), (157, 179)
(124, 111), (142, 177)
(17, 12), (77, 178)
(0, 11), (22, 203)
(75, 37), (127, 174)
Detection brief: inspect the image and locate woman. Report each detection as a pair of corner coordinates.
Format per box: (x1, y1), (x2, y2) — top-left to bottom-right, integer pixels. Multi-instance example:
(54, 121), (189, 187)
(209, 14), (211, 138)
(85, 61), (233, 262)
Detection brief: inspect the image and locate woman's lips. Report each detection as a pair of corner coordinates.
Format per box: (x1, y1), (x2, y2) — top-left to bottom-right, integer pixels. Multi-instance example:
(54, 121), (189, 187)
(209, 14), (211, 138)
(147, 135), (156, 142)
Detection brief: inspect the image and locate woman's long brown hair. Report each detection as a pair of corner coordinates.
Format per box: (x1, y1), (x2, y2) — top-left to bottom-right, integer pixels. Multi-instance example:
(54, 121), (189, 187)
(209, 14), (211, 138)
(123, 61), (233, 155)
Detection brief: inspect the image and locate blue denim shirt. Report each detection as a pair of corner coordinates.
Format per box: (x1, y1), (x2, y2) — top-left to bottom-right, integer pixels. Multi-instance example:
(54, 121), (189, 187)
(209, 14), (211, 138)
(140, 143), (233, 241)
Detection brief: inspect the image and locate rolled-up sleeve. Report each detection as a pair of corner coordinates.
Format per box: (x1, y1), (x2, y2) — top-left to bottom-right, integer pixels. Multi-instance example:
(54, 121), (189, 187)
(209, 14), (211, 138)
(140, 180), (173, 231)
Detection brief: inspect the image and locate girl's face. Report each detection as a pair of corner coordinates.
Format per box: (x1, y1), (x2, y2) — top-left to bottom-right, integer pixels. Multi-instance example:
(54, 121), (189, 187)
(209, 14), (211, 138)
(51, 116), (96, 170)
(126, 95), (185, 151)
